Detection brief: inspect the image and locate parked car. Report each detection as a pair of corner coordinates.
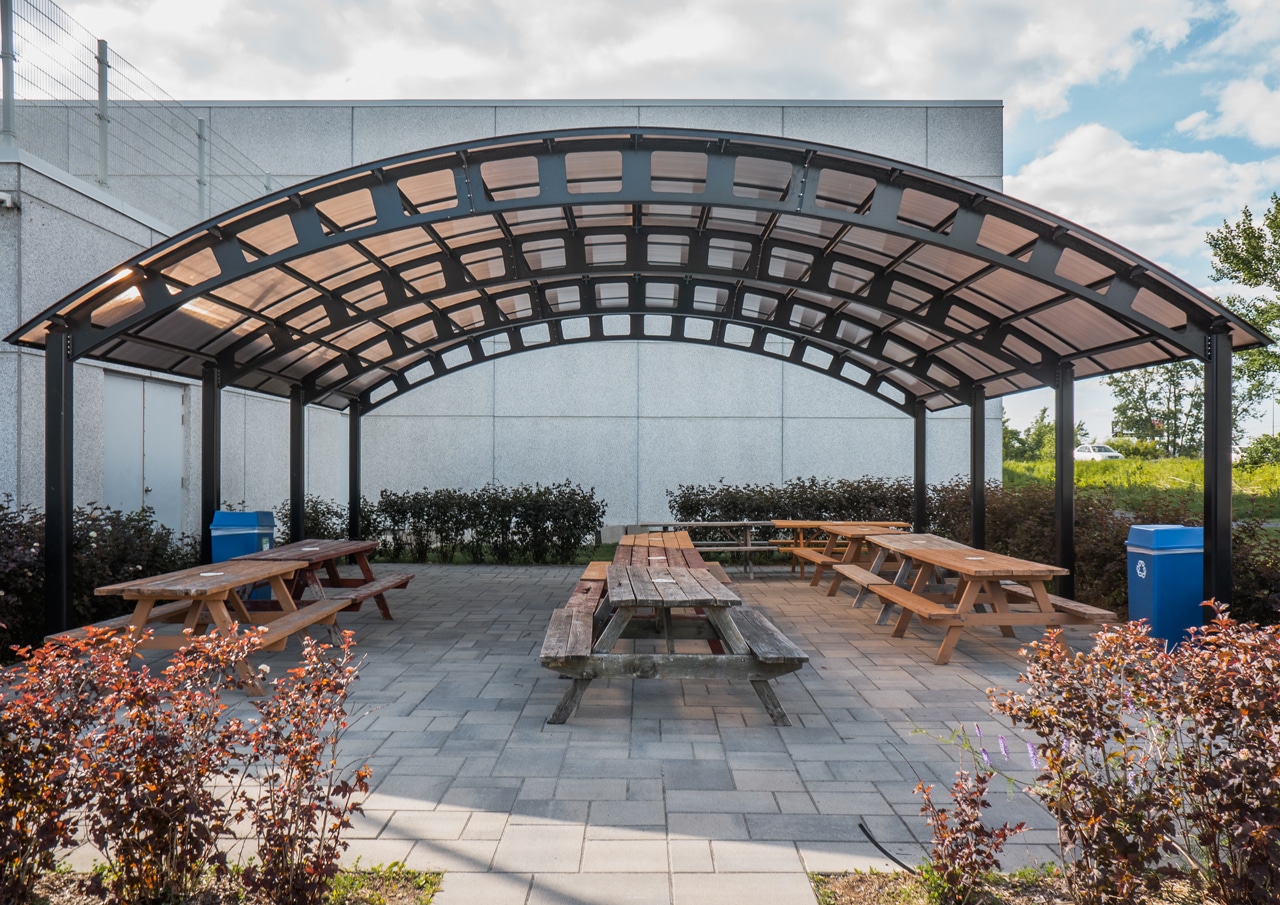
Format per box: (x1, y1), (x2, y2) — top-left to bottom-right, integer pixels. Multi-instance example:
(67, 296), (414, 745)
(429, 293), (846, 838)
(1074, 444), (1124, 461)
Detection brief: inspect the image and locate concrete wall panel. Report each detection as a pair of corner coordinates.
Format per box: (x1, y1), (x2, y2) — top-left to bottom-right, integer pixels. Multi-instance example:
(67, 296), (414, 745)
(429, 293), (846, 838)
(352, 105), (499, 165)
(361, 415), (496, 493)
(495, 105), (640, 135)
(493, 343), (638, 417)
(781, 105), (928, 166)
(638, 105), (784, 135)
(208, 105), (355, 178)
(638, 344), (783, 419)
(926, 105), (1003, 181)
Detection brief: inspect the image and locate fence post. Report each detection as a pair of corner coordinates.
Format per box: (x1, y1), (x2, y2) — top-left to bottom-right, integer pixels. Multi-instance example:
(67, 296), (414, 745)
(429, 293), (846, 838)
(1, 0), (15, 149)
(197, 116), (208, 218)
(96, 39), (109, 186)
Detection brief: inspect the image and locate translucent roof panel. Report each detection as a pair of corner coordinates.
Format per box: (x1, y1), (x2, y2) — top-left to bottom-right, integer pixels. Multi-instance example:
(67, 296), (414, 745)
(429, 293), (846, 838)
(7, 127), (1268, 415)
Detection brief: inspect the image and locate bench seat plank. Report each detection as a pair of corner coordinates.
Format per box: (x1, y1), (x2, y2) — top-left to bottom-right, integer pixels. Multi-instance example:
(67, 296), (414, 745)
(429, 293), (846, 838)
(727, 607), (808, 664)
(1002, 583), (1116, 621)
(45, 599), (196, 643)
(254, 596), (352, 650)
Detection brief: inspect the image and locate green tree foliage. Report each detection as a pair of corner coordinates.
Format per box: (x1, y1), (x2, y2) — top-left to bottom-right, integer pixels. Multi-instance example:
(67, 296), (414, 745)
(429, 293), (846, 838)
(1103, 196), (1280, 457)
(1001, 408), (1086, 461)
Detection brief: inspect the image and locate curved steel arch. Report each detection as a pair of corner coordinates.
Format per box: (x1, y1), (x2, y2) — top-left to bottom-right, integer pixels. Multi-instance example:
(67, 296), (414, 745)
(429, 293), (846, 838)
(8, 126), (1265, 415)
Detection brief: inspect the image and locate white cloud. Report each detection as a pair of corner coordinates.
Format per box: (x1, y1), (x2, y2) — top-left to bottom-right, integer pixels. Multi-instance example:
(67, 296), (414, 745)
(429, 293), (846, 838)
(1178, 79), (1280, 147)
(1005, 124), (1280, 274)
(58, 0), (1205, 121)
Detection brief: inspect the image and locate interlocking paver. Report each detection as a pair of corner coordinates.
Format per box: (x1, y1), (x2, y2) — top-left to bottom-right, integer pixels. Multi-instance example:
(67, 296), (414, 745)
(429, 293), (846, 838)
(190, 562), (1088, 903)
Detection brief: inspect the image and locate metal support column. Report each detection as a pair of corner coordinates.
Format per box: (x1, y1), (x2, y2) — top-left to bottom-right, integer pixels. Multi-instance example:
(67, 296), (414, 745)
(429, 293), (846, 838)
(1054, 362), (1076, 598)
(970, 385), (986, 549)
(913, 401), (927, 533)
(1, 0), (15, 149)
(347, 400), (361, 540)
(95, 39), (109, 187)
(1204, 323), (1233, 605)
(289, 385), (305, 544)
(44, 320), (74, 636)
(200, 363), (221, 563)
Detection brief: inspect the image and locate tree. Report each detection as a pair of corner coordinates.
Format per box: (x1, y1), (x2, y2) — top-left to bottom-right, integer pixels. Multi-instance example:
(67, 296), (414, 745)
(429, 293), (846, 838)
(1002, 408), (1086, 461)
(1104, 195), (1280, 458)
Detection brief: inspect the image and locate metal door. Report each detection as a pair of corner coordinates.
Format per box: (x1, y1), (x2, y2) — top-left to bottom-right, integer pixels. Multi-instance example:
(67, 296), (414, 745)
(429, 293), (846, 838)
(102, 373), (186, 529)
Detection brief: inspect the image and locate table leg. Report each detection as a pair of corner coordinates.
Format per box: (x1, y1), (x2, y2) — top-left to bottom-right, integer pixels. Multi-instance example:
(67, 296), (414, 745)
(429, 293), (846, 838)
(355, 552), (394, 620)
(547, 678), (592, 724)
(875, 556), (915, 625)
(704, 607), (793, 727)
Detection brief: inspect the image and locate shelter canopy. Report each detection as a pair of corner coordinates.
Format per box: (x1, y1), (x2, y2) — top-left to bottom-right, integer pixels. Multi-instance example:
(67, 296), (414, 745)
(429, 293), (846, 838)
(8, 128), (1268, 414)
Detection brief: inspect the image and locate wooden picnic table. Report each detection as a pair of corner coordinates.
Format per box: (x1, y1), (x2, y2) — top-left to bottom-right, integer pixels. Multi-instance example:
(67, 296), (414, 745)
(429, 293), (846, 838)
(85, 558), (335, 695)
(540, 563), (808, 726)
(861, 539), (1116, 664)
(796, 523), (908, 591)
(625, 521), (775, 577)
(233, 538), (413, 620)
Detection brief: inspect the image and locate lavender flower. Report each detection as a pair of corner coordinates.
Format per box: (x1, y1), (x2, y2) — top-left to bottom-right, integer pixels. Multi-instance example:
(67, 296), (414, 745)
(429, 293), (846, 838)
(999, 735), (1010, 762)
(1027, 742), (1042, 770)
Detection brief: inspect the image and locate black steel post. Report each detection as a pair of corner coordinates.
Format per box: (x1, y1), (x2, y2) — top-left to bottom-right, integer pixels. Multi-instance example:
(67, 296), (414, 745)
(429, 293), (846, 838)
(44, 320), (74, 636)
(1055, 362), (1076, 598)
(970, 385), (985, 548)
(289, 385), (305, 544)
(1204, 324), (1233, 605)
(348, 400), (361, 540)
(913, 401), (927, 533)
(200, 363), (221, 563)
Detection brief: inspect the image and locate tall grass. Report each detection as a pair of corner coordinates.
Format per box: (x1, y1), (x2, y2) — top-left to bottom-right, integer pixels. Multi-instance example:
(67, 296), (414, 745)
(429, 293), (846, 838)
(1004, 459), (1280, 520)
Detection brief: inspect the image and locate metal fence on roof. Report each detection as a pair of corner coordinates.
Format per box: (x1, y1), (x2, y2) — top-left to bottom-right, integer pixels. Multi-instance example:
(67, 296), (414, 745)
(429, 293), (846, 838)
(1, 0), (272, 228)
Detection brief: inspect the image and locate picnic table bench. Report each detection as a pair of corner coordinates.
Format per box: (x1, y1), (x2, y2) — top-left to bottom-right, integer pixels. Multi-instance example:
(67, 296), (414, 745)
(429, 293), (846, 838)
(770, 520), (910, 577)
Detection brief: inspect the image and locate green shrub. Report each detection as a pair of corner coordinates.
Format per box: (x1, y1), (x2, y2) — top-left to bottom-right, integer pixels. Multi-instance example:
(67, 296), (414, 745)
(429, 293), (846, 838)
(1239, 432), (1280, 467)
(273, 494), (348, 543)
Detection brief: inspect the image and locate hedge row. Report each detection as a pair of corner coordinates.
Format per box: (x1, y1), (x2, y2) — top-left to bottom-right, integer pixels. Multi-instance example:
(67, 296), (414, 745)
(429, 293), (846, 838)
(274, 481), (607, 565)
(668, 476), (1280, 624)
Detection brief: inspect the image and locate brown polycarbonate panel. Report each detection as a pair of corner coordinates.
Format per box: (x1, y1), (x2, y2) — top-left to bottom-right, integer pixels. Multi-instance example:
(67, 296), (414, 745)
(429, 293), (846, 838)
(586, 234), (627, 266)
(523, 238), (566, 270)
(976, 215), (1037, 256)
(893, 321), (946, 351)
(887, 281), (932, 310)
(967, 267), (1060, 310)
(733, 156), (792, 200)
(328, 320), (384, 351)
(1131, 288), (1189, 330)
(692, 285), (728, 312)
(498, 293), (534, 319)
(379, 302), (433, 329)
(448, 305), (486, 331)
(571, 204), (632, 228)
(898, 189), (958, 231)
(290, 244), (369, 283)
(218, 268), (307, 312)
(935, 346), (998, 380)
(433, 215), (502, 247)
(894, 262), (953, 292)
(395, 169), (458, 213)
(462, 248), (507, 281)
(545, 286), (581, 312)
(828, 261), (874, 295)
(707, 237), (752, 270)
(841, 300), (896, 328)
(595, 283), (628, 308)
(1030, 299), (1139, 351)
(203, 317), (266, 356)
(788, 303), (826, 330)
(359, 228), (438, 265)
(504, 206), (566, 232)
(772, 214), (837, 247)
(651, 151), (707, 194)
(90, 287), (147, 328)
(161, 247), (221, 287)
(880, 339), (917, 363)
(401, 260), (447, 295)
(566, 151), (622, 194)
(767, 246), (813, 280)
(481, 157), (540, 201)
(234, 213), (298, 256)
(315, 189), (377, 233)
(359, 341), (394, 363)
(707, 207), (771, 233)
(641, 204), (700, 228)
(1054, 246), (1114, 287)
(233, 334), (273, 364)
(814, 168), (876, 213)
(926, 364), (961, 388)
(906, 244), (988, 283)
(741, 293), (778, 320)
(110, 339), (186, 371)
(401, 321), (440, 345)
(649, 234), (690, 267)
(1000, 334), (1044, 367)
(837, 226), (913, 259)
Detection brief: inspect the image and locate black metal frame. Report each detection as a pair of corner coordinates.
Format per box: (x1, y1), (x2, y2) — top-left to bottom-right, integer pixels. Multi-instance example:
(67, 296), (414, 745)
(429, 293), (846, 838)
(13, 127), (1264, 632)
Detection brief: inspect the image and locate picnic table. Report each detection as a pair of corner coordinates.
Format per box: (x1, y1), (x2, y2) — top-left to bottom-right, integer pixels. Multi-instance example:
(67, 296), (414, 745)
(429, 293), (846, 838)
(792, 522), (909, 591)
(74, 558), (341, 695)
(233, 538), (413, 620)
(625, 521), (775, 577)
(861, 537), (1114, 664)
(540, 559), (808, 726)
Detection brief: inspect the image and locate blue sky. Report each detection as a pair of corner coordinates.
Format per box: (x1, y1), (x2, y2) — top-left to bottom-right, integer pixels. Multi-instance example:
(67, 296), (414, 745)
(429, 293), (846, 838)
(57, 0), (1280, 438)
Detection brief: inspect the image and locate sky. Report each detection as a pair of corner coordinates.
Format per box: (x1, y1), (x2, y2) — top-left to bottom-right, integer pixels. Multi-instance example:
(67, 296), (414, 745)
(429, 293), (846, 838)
(55, 0), (1280, 440)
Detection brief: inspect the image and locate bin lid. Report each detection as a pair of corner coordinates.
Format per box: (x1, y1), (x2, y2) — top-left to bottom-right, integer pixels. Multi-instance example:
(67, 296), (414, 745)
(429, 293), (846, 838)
(1126, 524), (1203, 550)
(210, 510), (276, 529)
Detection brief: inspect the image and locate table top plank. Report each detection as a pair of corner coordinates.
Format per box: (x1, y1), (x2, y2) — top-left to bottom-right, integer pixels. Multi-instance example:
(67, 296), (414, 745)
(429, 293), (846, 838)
(772, 519), (911, 530)
(866, 533), (973, 554)
(234, 537), (377, 566)
(606, 564), (737, 608)
(906, 547), (1069, 579)
(95, 559), (310, 598)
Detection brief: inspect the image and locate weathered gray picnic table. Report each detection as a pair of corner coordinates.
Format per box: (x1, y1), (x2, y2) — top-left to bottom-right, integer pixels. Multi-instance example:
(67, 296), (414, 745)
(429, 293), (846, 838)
(540, 563), (808, 725)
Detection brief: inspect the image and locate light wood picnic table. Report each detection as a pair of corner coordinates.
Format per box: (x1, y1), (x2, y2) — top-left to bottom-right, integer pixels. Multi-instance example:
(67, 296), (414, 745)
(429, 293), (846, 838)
(801, 523), (909, 593)
(626, 521), (774, 577)
(866, 542), (1085, 664)
(769, 520), (911, 576)
(233, 537), (413, 620)
(87, 558), (325, 694)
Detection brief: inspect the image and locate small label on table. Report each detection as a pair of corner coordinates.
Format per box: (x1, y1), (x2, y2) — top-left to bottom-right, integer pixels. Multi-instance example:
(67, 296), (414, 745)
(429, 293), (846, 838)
(302, 547), (320, 551)
(965, 556), (985, 560)
(199, 572), (224, 576)
(653, 578), (676, 583)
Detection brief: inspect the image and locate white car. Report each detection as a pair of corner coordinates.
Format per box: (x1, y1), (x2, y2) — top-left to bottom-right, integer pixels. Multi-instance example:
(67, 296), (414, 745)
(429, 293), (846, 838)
(1074, 444), (1124, 461)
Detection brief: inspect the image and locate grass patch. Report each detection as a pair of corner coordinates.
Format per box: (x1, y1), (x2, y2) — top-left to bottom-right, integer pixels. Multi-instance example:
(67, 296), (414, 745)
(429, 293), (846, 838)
(327, 861), (443, 904)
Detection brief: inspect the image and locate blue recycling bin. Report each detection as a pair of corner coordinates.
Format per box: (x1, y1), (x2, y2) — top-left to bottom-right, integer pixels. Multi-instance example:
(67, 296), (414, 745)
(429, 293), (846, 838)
(1126, 525), (1204, 645)
(210, 510), (276, 560)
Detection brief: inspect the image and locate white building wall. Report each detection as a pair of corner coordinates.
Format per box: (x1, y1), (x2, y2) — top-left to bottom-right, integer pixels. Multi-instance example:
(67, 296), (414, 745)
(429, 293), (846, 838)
(2, 101), (1004, 532)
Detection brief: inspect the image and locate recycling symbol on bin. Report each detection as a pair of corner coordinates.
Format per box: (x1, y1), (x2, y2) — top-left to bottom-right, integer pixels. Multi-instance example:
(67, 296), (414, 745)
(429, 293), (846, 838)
(1136, 559), (1148, 580)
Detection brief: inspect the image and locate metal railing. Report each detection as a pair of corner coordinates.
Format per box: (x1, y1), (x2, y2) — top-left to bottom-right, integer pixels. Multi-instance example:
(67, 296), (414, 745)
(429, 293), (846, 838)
(1, 0), (273, 227)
